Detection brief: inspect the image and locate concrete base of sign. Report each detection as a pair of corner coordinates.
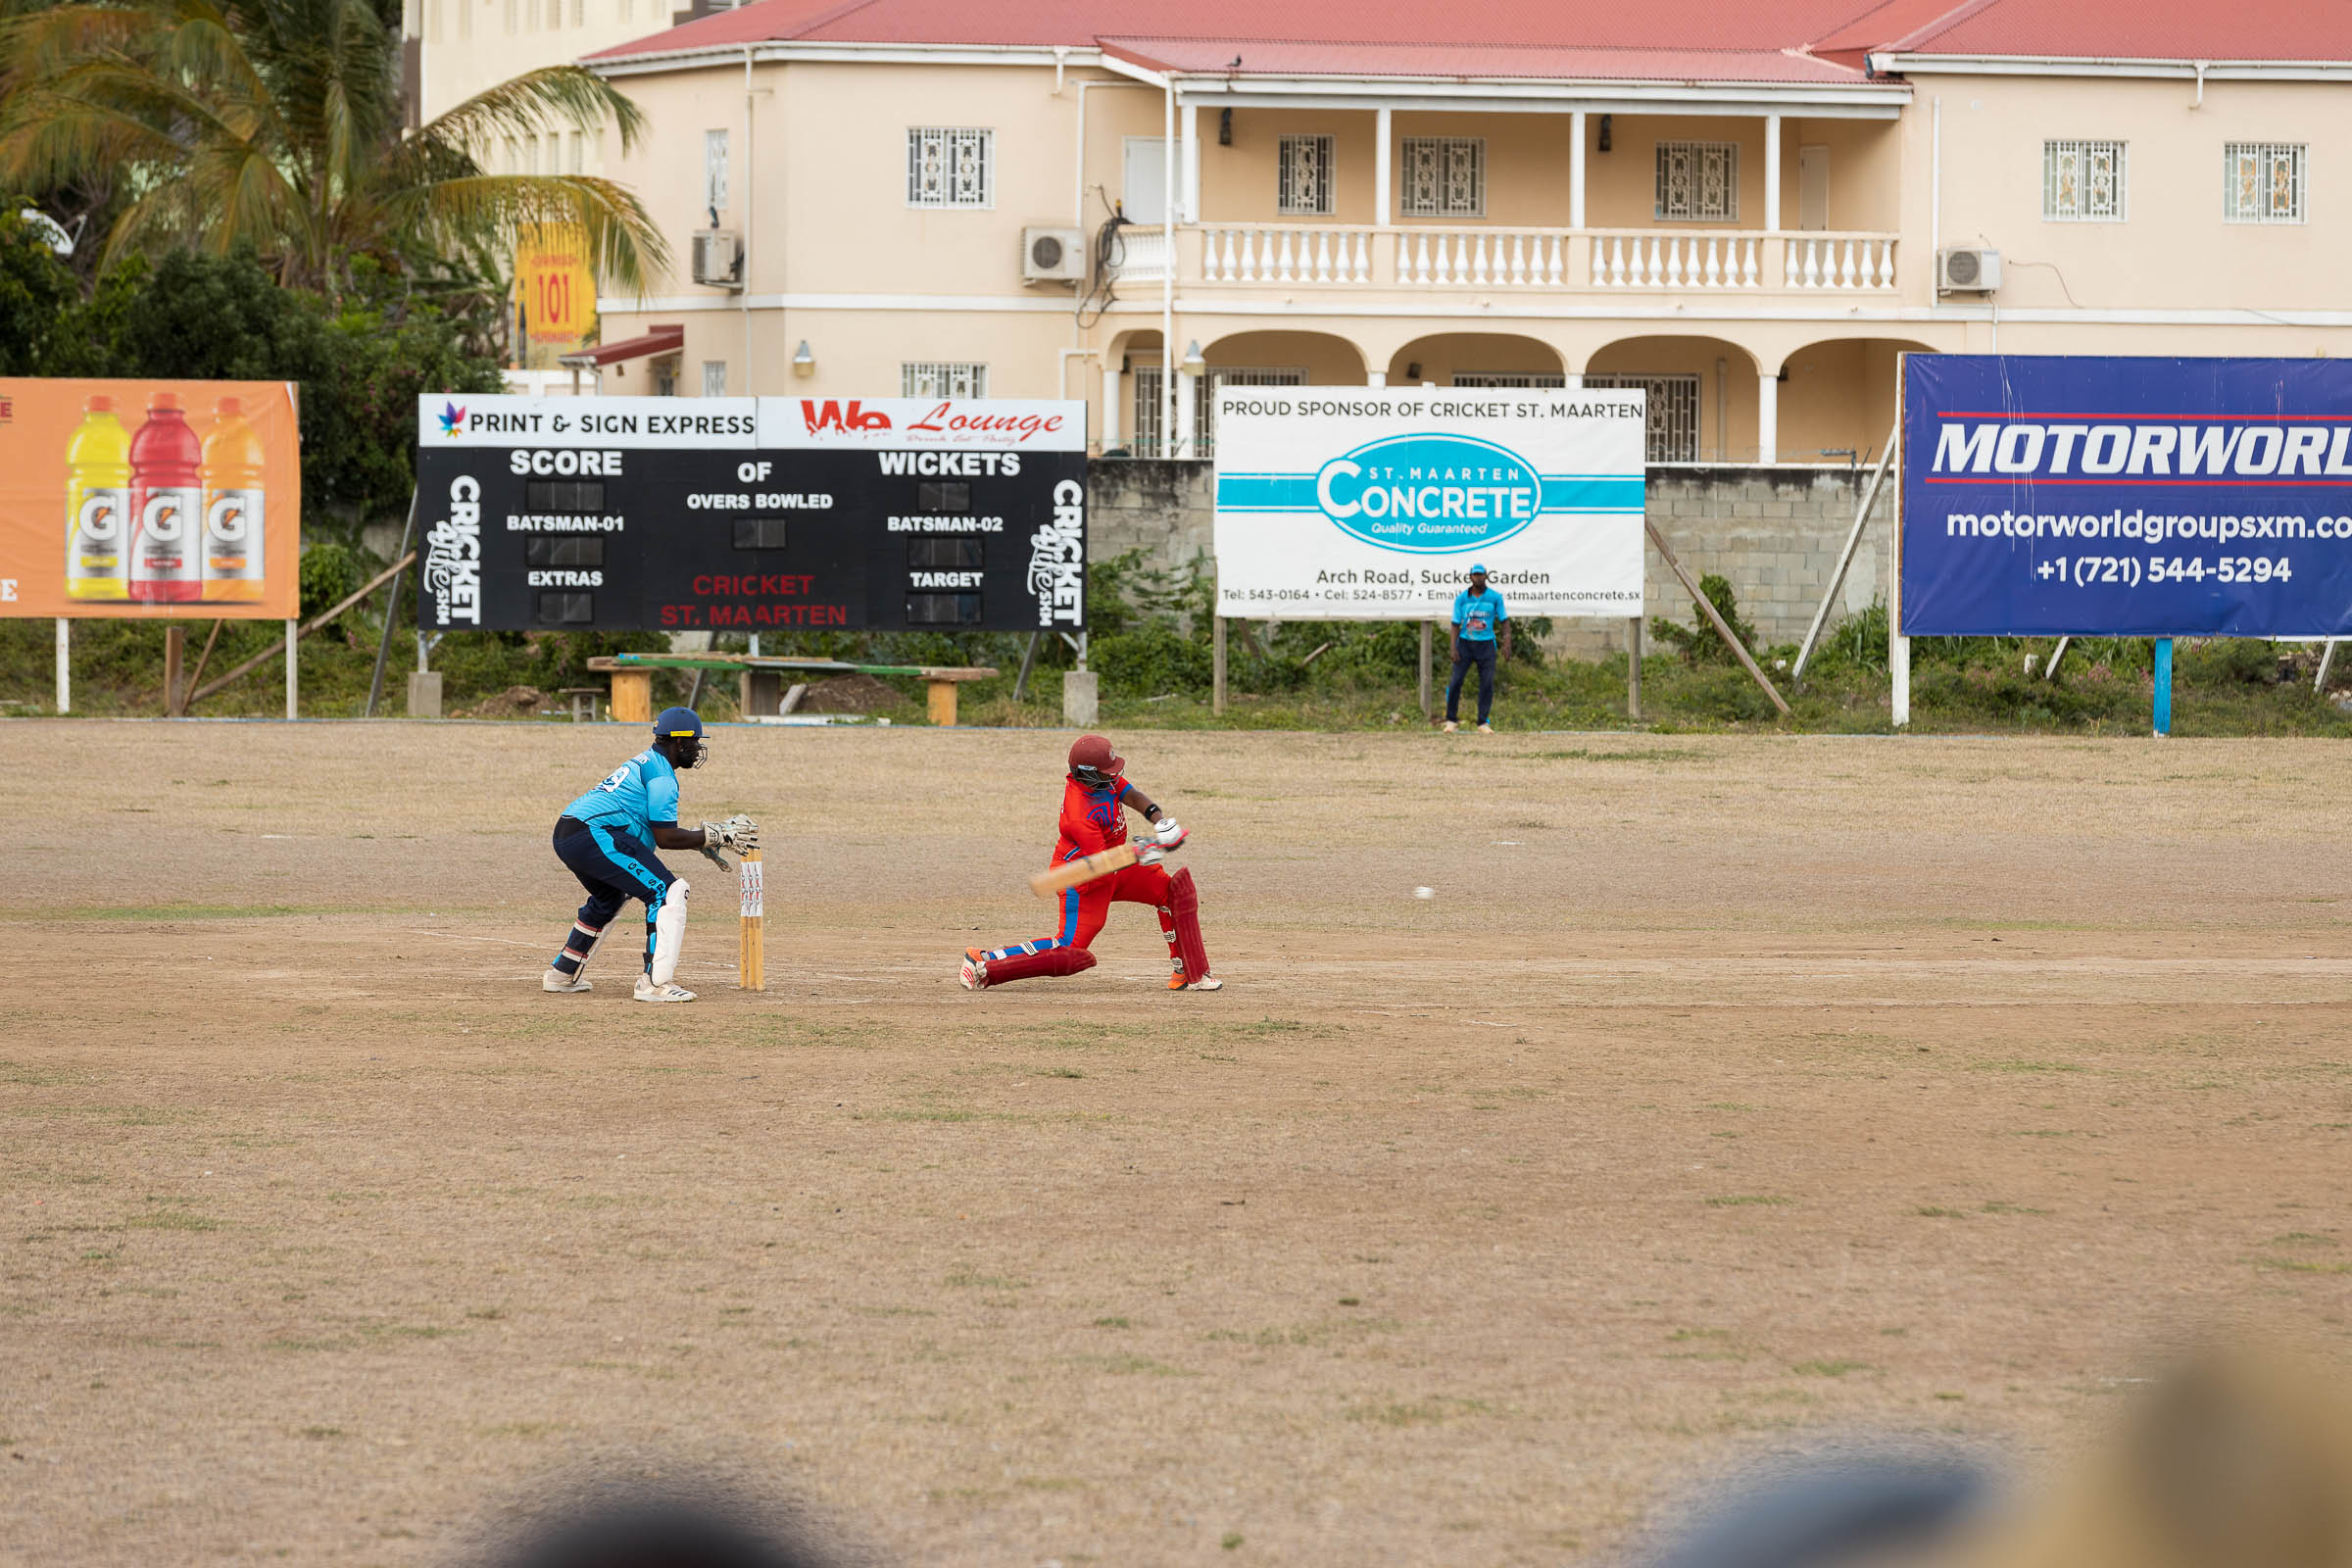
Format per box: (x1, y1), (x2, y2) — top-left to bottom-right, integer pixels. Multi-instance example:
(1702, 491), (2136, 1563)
(407, 670), (444, 719)
(1062, 670), (1099, 727)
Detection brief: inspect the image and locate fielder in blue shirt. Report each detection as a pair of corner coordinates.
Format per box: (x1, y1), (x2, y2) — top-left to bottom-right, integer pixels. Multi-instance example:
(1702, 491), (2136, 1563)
(544, 707), (759, 1003)
(1445, 564), (1513, 733)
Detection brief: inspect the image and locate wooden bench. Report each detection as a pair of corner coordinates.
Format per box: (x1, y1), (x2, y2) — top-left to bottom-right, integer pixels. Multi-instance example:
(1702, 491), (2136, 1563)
(586, 655), (999, 726)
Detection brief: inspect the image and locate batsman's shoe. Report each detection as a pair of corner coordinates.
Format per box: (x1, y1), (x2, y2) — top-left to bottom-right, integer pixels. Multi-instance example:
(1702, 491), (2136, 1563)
(960, 948), (987, 991)
(1173, 974), (1225, 992)
(1442, 720), (1459, 733)
(633, 974), (698, 1004)
(543, 968), (592, 993)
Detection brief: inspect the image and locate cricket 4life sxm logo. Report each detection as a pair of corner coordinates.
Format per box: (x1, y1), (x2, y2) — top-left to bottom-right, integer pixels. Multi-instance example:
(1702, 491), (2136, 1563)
(1027, 479), (1085, 626)
(422, 474), (483, 624)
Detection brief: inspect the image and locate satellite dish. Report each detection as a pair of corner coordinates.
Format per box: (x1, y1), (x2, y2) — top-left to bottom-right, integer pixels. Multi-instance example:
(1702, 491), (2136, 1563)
(17, 209), (74, 258)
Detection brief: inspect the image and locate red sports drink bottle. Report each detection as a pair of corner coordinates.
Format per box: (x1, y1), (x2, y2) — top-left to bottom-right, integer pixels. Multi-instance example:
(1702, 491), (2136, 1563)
(129, 391), (203, 603)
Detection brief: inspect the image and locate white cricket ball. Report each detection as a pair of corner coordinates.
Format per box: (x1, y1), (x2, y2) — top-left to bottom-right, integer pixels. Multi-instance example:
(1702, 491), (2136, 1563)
(1413, 886), (1437, 900)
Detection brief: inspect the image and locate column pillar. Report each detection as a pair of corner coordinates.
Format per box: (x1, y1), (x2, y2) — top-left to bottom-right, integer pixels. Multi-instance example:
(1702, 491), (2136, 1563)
(1375, 107), (1393, 225)
(1181, 99), (1200, 221)
(1569, 111), (1587, 229)
(1764, 113), (1783, 233)
(1756, 370), (1779, 465)
(1102, 360), (1122, 450)
(1175, 359), (1198, 459)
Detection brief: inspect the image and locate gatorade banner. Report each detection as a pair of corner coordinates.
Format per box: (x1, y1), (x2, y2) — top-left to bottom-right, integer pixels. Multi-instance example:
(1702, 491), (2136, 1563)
(1211, 385), (1646, 618)
(1902, 355), (2352, 636)
(0, 378), (301, 618)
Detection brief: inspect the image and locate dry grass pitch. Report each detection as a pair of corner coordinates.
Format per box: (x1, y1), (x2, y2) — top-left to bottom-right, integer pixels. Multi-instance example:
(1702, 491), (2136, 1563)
(3, 721), (2350, 1566)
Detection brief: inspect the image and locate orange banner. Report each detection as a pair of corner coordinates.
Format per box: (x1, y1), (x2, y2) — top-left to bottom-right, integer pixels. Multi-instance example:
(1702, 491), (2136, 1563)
(0, 378), (300, 619)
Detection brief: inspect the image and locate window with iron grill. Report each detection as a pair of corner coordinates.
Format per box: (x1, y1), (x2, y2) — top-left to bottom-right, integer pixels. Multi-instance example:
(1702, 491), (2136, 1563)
(1277, 135), (1336, 217)
(907, 128), (993, 208)
(1132, 367), (1304, 458)
(1583, 373), (1699, 464)
(2224, 143), (2304, 223)
(1400, 138), (1484, 218)
(1654, 142), (1738, 221)
(903, 363), (988, 399)
(1451, 372), (1566, 388)
(2043, 140), (2128, 221)
(702, 362), (728, 399)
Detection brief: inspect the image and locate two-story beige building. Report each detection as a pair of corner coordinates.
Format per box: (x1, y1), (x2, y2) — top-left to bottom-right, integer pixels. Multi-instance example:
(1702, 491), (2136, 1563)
(573, 0), (2352, 464)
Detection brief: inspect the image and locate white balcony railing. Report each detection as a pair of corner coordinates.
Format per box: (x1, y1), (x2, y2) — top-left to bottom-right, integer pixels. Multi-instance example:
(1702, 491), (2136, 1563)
(1117, 224), (1899, 293)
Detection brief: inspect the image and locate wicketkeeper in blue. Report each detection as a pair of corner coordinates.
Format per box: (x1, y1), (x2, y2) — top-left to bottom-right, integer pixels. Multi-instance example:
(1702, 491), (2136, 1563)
(543, 707), (758, 1003)
(1444, 564), (1513, 733)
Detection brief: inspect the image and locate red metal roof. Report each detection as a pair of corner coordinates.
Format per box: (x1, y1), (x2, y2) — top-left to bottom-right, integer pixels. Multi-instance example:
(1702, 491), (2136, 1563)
(562, 324), (684, 367)
(590, 0), (2352, 74)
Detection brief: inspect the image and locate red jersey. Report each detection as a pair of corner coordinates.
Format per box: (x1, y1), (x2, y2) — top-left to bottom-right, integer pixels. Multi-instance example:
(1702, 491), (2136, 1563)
(1054, 773), (1130, 863)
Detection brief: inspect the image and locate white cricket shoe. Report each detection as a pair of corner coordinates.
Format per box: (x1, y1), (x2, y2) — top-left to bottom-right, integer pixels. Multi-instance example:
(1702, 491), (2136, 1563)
(1442, 720), (1459, 733)
(1174, 974), (1224, 992)
(634, 975), (698, 1003)
(1477, 722), (1494, 734)
(543, 968), (592, 993)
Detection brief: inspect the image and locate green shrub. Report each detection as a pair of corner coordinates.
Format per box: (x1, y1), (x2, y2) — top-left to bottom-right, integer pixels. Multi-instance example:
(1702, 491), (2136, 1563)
(1651, 574), (1758, 663)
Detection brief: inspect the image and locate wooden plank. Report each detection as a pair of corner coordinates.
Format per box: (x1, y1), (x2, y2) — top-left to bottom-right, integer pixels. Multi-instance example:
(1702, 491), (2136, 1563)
(926, 679), (959, 726)
(163, 625), (185, 716)
(183, 619), (226, 699)
(1627, 615), (1643, 720)
(190, 553), (416, 706)
(1644, 519), (1791, 718)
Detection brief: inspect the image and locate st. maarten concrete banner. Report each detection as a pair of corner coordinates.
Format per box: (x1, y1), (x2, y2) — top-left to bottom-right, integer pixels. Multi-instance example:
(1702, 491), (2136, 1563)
(1210, 386), (1646, 620)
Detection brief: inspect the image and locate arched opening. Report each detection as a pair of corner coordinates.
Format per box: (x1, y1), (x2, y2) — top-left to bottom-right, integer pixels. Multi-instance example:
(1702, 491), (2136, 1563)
(1776, 337), (1935, 469)
(1384, 332), (1566, 389)
(1584, 335), (1762, 464)
(1176, 330), (1367, 458)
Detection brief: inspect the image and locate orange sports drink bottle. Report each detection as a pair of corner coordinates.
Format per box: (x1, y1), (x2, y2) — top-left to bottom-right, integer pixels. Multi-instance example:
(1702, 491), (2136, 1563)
(65, 394), (132, 600)
(200, 396), (266, 601)
(128, 391), (204, 603)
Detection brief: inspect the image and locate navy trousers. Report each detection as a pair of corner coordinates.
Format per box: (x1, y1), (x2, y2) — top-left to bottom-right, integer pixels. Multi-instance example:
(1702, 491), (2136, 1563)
(551, 814), (676, 975)
(1446, 639), (1498, 723)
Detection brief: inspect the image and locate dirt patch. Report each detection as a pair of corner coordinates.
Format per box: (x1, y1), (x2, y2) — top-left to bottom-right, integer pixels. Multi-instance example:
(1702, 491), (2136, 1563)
(796, 673), (911, 714)
(3, 724), (2350, 1566)
(459, 683), (545, 719)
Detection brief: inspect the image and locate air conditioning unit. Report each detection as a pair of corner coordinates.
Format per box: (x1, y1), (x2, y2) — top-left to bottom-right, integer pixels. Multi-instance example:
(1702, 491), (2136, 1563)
(1022, 225), (1086, 282)
(1936, 247), (2001, 293)
(691, 229), (743, 289)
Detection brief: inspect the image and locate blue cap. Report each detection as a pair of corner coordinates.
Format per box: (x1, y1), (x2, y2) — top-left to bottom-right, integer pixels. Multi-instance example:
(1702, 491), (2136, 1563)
(1468, 562), (1489, 574)
(654, 706), (704, 739)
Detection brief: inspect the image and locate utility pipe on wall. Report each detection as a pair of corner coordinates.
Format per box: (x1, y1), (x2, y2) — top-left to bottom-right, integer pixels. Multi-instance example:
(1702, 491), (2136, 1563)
(1162, 76), (1176, 459)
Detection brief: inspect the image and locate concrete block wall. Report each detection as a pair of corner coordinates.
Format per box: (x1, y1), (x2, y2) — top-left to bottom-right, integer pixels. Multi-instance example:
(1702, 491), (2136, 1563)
(1086, 460), (1890, 657)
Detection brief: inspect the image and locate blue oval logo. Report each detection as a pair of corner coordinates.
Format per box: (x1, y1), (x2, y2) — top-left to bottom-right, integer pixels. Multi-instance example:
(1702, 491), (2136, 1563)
(1313, 433), (1542, 553)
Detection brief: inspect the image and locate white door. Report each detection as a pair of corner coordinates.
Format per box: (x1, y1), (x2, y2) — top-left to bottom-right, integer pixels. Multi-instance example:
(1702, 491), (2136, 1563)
(1123, 137), (1168, 223)
(1797, 145), (1829, 231)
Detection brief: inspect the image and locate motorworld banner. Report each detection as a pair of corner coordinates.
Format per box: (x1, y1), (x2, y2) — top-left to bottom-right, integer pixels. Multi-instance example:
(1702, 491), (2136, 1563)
(414, 395), (1084, 633)
(1902, 355), (2352, 636)
(1211, 386), (1645, 618)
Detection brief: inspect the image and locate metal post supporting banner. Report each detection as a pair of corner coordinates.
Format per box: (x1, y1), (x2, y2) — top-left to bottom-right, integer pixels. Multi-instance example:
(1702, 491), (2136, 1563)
(1012, 629), (1042, 705)
(2153, 637), (2173, 736)
(1888, 396), (1910, 728)
(54, 618), (69, 714)
(2043, 636), (2071, 681)
(1418, 619), (1432, 718)
(2316, 639), (2338, 693)
(367, 490), (420, 718)
(1212, 615), (1227, 716)
(285, 618), (298, 719)
(1627, 615), (1643, 720)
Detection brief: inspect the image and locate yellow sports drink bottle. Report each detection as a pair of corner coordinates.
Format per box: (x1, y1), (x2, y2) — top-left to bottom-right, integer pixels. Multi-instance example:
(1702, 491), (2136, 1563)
(66, 394), (132, 600)
(200, 396), (266, 601)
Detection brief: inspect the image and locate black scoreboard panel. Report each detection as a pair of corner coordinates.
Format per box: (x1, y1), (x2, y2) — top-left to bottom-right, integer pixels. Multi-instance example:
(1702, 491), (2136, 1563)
(414, 443), (1087, 633)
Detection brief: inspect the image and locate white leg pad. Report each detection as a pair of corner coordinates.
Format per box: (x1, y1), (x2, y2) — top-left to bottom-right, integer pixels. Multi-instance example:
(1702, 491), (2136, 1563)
(651, 880), (689, 986)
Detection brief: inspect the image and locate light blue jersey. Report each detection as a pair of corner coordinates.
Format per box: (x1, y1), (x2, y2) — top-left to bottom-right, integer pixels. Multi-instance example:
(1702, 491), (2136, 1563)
(1452, 586), (1507, 642)
(563, 748), (681, 839)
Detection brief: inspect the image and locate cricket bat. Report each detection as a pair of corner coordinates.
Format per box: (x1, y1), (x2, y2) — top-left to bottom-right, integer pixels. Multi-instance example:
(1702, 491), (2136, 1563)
(738, 848), (764, 990)
(1030, 842), (1152, 899)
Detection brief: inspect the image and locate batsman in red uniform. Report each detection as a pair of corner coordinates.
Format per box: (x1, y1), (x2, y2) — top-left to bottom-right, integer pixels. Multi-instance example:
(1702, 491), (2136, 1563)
(959, 734), (1220, 991)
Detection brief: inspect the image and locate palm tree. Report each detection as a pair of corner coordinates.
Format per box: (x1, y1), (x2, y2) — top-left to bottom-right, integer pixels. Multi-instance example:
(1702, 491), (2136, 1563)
(0, 0), (666, 294)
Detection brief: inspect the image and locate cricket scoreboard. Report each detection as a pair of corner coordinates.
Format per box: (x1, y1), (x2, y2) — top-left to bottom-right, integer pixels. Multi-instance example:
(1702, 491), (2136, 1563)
(412, 395), (1087, 633)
